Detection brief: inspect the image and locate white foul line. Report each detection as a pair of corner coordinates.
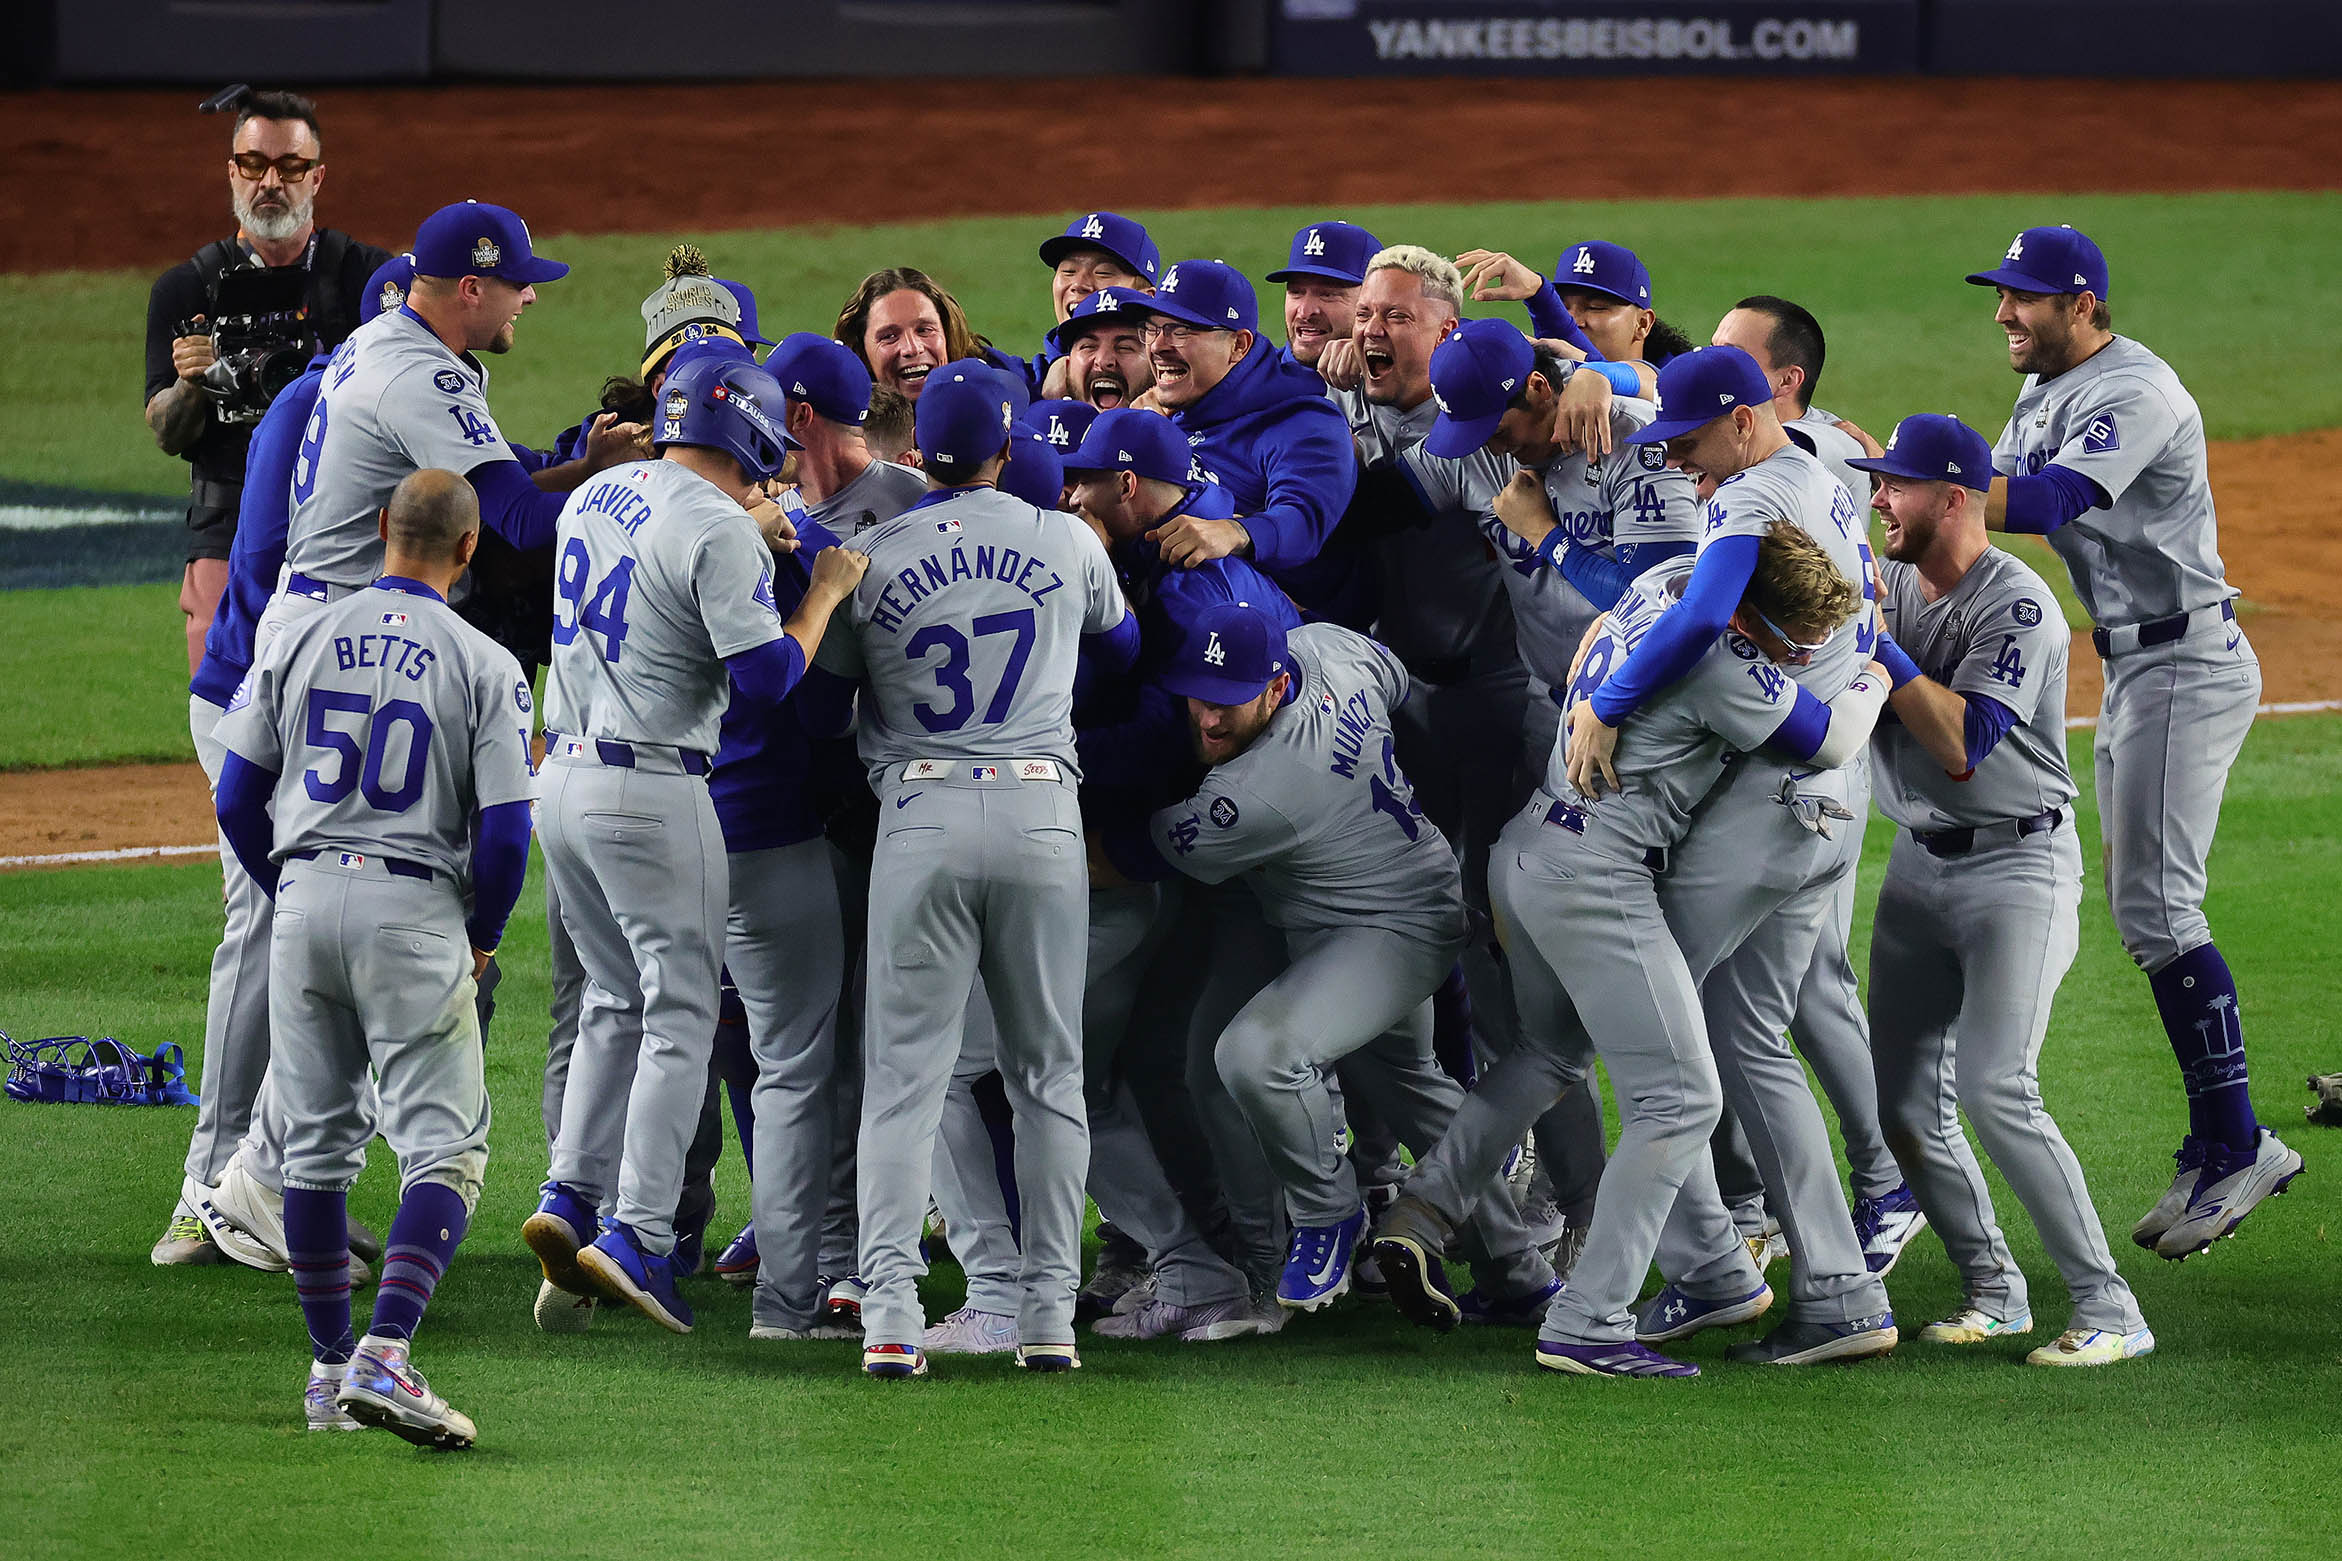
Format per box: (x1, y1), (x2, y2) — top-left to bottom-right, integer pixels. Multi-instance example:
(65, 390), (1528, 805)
(0, 842), (220, 869)
(2065, 698), (2342, 730)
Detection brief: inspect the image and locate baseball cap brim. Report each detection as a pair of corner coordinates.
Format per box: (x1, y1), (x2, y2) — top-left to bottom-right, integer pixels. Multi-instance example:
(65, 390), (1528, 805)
(1621, 411), (1724, 445)
(1846, 453), (1987, 492)
(498, 254), (570, 285)
(1265, 263), (1364, 286)
(1145, 293), (1238, 333)
(1040, 234), (1148, 275)
(1046, 307), (1152, 356)
(1964, 265), (2065, 293)
(1558, 280), (1641, 308)
(1423, 409), (1505, 461)
(1160, 664), (1275, 706)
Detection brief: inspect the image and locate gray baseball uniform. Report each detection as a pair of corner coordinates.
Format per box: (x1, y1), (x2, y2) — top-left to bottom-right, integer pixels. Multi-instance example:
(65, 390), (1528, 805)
(1147, 623), (1549, 1293)
(1991, 335), (2258, 975)
(807, 456), (929, 541)
(1787, 407), (1873, 510)
(1867, 547), (2144, 1333)
(814, 482), (1129, 1351)
(538, 459), (787, 1254)
(216, 581), (533, 1206)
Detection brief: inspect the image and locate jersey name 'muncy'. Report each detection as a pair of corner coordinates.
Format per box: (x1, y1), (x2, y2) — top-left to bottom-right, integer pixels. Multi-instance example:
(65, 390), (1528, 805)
(869, 543), (1069, 634)
(1325, 688), (1378, 779)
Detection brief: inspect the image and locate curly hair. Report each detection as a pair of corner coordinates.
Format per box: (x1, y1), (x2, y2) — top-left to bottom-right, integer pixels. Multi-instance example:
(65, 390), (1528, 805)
(834, 267), (988, 372)
(1747, 519), (1859, 645)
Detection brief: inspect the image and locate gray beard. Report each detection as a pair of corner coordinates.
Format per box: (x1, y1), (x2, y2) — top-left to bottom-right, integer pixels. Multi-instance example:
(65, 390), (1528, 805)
(233, 185), (314, 244)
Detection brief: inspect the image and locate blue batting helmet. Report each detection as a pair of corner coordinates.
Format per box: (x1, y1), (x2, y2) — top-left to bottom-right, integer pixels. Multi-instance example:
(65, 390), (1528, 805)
(654, 356), (799, 481)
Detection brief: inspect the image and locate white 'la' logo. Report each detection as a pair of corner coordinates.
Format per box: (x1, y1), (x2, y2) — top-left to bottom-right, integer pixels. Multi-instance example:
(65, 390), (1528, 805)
(1203, 631), (1227, 666)
(1303, 228), (1325, 256)
(2006, 234), (2025, 260)
(1161, 265), (1180, 291)
(1080, 214), (1105, 239)
(1571, 247), (1596, 275)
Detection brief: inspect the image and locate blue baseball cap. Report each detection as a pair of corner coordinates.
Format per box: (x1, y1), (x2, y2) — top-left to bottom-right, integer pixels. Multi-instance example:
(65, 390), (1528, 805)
(1966, 225), (2110, 299)
(1551, 239), (1651, 308)
(1062, 407), (1193, 486)
(1149, 260), (1258, 335)
(716, 279), (772, 347)
(1162, 601), (1290, 706)
(1266, 221), (1382, 287)
(939, 355), (1030, 424)
(998, 426), (1067, 509)
(766, 332), (872, 426)
(915, 365), (1017, 474)
(359, 253), (415, 326)
(1040, 211), (1162, 285)
(1424, 318), (1536, 460)
(411, 201), (568, 285)
(1023, 398), (1100, 455)
(1044, 285), (1157, 355)
(1623, 345), (1776, 445)
(1846, 413), (1995, 493)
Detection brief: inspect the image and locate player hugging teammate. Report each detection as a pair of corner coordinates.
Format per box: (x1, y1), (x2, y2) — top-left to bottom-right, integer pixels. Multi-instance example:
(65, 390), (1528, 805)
(171, 200), (2299, 1437)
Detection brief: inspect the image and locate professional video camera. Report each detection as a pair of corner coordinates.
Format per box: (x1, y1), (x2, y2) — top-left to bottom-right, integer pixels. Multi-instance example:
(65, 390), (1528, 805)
(180, 264), (313, 425)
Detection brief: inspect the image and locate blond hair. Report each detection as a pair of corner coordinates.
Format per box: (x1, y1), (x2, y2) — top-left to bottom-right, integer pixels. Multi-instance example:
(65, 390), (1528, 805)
(1366, 245), (1464, 313)
(1747, 519), (1859, 644)
(861, 384), (915, 462)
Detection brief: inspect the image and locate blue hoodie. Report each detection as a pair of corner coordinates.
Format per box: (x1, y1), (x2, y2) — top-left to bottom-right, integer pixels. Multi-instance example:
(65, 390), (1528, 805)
(1168, 341), (1356, 610)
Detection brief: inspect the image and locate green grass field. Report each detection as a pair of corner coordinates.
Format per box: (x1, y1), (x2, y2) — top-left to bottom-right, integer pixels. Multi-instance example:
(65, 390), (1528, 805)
(5, 189), (2340, 1557)
(3, 720), (2339, 1558)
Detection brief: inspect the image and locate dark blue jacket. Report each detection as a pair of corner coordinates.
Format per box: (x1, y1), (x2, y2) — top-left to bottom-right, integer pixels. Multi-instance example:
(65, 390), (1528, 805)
(190, 362), (324, 707)
(1168, 342), (1356, 603)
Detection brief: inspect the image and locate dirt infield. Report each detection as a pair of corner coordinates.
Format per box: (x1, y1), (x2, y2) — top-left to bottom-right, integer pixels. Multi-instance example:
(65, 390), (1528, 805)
(4, 77), (2340, 275)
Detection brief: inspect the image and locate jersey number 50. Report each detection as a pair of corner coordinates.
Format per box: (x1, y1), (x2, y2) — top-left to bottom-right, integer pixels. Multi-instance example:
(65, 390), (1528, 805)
(304, 689), (434, 812)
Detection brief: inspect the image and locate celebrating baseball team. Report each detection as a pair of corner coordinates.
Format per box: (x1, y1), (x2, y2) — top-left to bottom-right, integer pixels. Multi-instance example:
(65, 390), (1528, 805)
(161, 175), (2303, 1448)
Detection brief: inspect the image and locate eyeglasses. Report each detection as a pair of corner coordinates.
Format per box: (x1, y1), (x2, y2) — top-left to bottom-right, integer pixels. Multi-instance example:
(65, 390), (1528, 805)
(1140, 321), (1214, 346)
(230, 153), (319, 183)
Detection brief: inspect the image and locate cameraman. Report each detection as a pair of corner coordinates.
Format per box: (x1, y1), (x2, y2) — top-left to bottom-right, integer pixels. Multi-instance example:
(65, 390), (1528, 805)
(144, 88), (391, 673)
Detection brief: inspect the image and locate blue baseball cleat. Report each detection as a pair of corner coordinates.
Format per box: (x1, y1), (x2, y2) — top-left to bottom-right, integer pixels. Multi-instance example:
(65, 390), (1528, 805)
(1458, 1278), (1561, 1327)
(521, 1181), (599, 1296)
(1634, 1281), (1775, 1344)
(1534, 1338), (1700, 1378)
(575, 1223), (694, 1334)
(863, 1343), (929, 1379)
(715, 1223), (759, 1288)
(1276, 1206), (1368, 1312)
(1853, 1183), (1929, 1276)
(1725, 1311), (1898, 1365)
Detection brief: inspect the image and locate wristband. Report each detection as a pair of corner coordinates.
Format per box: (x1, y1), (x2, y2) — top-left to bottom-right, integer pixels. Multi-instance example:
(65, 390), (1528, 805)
(1589, 361), (1643, 397)
(1875, 636), (1921, 690)
(1535, 528), (1567, 568)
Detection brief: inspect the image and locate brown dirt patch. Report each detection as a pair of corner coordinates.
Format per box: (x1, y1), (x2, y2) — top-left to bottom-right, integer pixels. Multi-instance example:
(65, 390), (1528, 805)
(4, 78), (2339, 274)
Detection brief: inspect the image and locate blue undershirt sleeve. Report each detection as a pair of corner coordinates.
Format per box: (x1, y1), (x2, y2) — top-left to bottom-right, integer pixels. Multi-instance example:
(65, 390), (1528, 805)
(1589, 533), (1758, 725)
(465, 799), (533, 952)
(214, 752), (281, 897)
(1768, 685), (1831, 761)
(464, 458), (567, 551)
(1961, 693), (2020, 772)
(1998, 463), (2106, 536)
(1522, 281), (1602, 360)
(1086, 609), (1141, 674)
(1101, 813), (1176, 884)
(726, 636), (809, 710)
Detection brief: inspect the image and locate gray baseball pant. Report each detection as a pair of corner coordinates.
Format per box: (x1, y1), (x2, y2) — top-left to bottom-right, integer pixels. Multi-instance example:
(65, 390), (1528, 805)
(539, 870), (589, 1152)
(1871, 824), (2144, 1333)
(856, 774), (1090, 1350)
(186, 693), (277, 1188)
(270, 857), (490, 1210)
(931, 986), (1026, 1318)
(540, 754), (727, 1254)
(1172, 879), (1291, 1288)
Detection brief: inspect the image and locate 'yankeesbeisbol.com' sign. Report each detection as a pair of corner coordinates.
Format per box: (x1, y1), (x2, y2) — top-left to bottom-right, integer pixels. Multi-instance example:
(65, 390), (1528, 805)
(1272, 0), (1919, 73)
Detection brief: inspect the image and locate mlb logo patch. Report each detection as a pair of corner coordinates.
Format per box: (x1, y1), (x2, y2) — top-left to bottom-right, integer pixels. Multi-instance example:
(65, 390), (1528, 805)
(937, 518), (962, 534)
(380, 612), (408, 627)
(561, 738), (587, 758)
(971, 765), (999, 781)
(1318, 691), (1338, 716)
(335, 852), (367, 870)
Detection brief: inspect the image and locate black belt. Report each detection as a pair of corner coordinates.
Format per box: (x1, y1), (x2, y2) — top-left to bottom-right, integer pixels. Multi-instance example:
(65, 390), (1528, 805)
(2092, 600), (2233, 658)
(1910, 807), (2063, 859)
(543, 728), (712, 776)
(287, 847), (434, 880)
(1544, 799), (1667, 873)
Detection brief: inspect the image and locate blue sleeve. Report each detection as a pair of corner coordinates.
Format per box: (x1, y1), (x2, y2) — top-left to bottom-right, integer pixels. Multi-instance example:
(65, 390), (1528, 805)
(1086, 609), (1141, 673)
(1238, 406), (1356, 576)
(214, 752), (281, 897)
(1999, 462), (2106, 536)
(1078, 683), (1192, 791)
(464, 457), (566, 551)
(1101, 812), (1176, 884)
(194, 377), (312, 701)
(1767, 685), (1832, 761)
(726, 635), (808, 710)
(1585, 361), (1644, 396)
(1522, 280), (1602, 360)
(508, 441), (556, 474)
(1545, 535), (1692, 612)
(1589, 533), (1758, 725)
(793, 665), (856, 741)
(1875, 633), (1921, 689)
(465, 798), (533, 951)
(1961, 693), (2019, 772)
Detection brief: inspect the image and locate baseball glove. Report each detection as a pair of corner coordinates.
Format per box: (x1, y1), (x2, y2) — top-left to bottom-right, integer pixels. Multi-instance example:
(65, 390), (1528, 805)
(2306, 1072), (2342, 1128)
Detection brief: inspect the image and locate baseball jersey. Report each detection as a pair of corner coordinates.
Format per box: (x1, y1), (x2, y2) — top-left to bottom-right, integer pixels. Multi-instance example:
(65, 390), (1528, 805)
(1340, 389), (1514, 670)
(1149, 623), (1463, 945)
(1872, 549), (2075, 831)
(806, 456), (928, 540)
(1697, 442), (1878, 695)
(543, 460), (787, 756)
(1788, 407), (1874, 507)
(1991, 335), (2231, 629)
(1552, 566), (1808, 857)
(215, 580), (534, 878)
(285, 307), (516, 587)
(817, 484), (1127, 783)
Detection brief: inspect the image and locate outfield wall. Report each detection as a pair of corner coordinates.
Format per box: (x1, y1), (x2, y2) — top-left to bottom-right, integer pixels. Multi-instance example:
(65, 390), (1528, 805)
(27, 0), (2342, 80)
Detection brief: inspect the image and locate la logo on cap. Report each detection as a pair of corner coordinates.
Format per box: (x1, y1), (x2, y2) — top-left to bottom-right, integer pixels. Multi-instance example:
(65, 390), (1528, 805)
(473, 236), (500, 268)
(2006, 234), (2025, 260)
(1303, 228), (1325, 256)
(1571, 247), (1596, 274)
(1203, 630), (1227, 666)
(1080, 213), (1105, 239)
(1162, 265), (1181, 290)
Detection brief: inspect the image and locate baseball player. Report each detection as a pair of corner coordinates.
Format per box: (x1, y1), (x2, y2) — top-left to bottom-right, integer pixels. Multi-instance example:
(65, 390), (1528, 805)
(813, 367), (1138, 1378)
(1143, 261), (1358, 616)
(1026, 398), (1101, 465)
(1265, 220), (1379, 370)
(522, 357), (867, 1336)
(1097, 604), (1557, 1318)
(1966, 225), (2300, 1255)
(162, 253), (413, 1274)
(1852, 413), (2154, 1367)
(834, 268), (1023, 404)
(212, 468), (534, 1447)
(1042, 287), (1156, 412)
(1041, 211), (1161, 323)
(771, 332), (930, 537)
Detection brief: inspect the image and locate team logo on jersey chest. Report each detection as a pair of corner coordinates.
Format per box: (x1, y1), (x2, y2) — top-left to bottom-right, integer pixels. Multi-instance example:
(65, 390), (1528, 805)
(434, 370), (467, 394)
(1210, 796), (1240, 829)
(2012, 599), (2043, 627)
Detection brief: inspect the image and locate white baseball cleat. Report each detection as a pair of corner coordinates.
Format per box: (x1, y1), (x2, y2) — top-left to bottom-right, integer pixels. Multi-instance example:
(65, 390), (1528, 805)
(2026, 1326), (2155, 1367)
(920, 1307), (1018, 1355)
(534, 1278), (595, 1334)
(750, 1320), (861, 1341)
(337, 1336), (476, 1449)
(1918, 1306), (2034, 1345)
(2154, 1130), (2304, 1260)
(304, 1362), (363, 1432)
(2132, 1138), (2210, 1249)
(152, 1196), (224, 1266)
(1091, 1294), (1281, 1342)
(190, 1159), (289, 1272)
